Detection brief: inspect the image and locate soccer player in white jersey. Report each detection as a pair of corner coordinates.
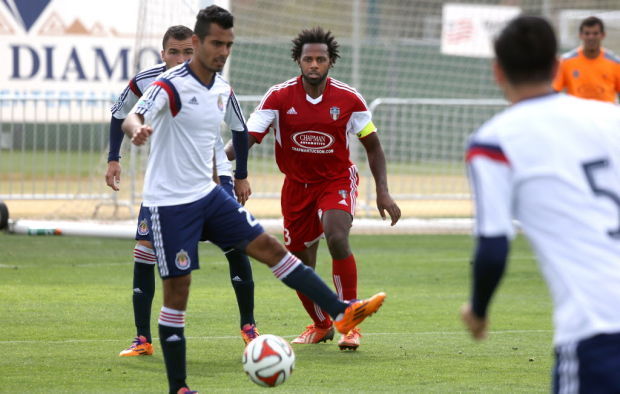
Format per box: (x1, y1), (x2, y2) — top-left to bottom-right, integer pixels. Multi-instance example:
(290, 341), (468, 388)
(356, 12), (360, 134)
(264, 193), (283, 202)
(227, 27), (400, 350)
(460, 15), (620, 393)
(105, 25), (259, 358)
(122, 6), (386, 394)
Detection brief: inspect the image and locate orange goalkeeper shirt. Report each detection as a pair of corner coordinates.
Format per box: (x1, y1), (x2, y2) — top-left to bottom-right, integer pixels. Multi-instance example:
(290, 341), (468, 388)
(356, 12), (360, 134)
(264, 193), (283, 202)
(552, 48), (620, 103)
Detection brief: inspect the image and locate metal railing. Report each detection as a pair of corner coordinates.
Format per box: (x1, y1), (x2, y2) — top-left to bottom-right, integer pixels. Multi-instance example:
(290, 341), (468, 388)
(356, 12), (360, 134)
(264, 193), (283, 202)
(0, 96), (507, 219)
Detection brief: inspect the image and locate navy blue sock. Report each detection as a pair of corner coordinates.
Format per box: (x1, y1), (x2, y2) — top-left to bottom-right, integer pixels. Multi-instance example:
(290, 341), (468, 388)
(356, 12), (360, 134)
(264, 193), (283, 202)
(132, 262), (155, 343)
(159, 323), (187, 394)
(225, 249), (255, 328)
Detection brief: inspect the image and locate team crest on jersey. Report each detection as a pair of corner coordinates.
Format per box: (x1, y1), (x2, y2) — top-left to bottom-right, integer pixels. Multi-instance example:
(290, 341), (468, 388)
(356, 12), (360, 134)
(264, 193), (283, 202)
(217, 95), (225, 111)
(175, 249), (191, 270)
(573, 70), (580, 78)
(338, 190), (348, 199)
(330, 106), (340, 120)
(137, 219), (149, 235)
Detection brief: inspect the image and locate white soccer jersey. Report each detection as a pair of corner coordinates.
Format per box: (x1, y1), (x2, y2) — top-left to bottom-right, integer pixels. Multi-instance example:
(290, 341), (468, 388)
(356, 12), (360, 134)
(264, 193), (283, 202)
(112, 63), (233, 177)
(130, 62), (246, 206)
(111, 63), (167, 119)
(466, 93), (620, 345)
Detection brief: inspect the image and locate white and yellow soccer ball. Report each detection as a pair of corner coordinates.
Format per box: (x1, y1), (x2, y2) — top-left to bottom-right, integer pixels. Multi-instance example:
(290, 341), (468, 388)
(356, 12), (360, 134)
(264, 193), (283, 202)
(242, 334), (295, 387)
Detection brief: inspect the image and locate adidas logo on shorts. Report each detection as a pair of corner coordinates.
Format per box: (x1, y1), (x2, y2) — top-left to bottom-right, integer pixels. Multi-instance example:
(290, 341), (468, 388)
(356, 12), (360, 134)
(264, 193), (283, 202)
(287, 107), (297, 115)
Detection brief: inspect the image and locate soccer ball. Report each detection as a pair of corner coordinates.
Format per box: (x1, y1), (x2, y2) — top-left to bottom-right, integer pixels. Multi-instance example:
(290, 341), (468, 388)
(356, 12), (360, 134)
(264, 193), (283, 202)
(242, 334), (295, 387)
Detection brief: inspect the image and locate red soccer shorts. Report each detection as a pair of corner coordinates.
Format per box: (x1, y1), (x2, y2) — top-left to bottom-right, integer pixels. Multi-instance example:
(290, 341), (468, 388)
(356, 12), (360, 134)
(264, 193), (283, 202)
(281, 168), (359, 252)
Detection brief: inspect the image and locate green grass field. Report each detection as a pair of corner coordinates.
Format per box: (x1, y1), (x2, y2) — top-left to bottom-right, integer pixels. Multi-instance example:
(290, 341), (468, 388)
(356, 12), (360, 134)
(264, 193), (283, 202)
(0, 233), (553, 393)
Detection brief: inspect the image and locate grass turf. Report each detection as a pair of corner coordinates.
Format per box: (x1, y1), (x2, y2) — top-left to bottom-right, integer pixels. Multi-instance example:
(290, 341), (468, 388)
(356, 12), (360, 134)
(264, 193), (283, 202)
(0, 233), (552, 393)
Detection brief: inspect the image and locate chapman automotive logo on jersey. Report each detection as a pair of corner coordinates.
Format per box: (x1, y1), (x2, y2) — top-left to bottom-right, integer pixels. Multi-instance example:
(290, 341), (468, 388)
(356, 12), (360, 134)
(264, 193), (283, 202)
(0, 0), (195, 101)
(291, 130), (335, 154)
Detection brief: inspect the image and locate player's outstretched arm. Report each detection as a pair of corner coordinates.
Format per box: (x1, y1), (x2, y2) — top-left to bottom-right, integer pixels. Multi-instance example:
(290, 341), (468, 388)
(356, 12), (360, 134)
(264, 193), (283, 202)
(122, 114), (152, 146)
(359, 132), (401, 225)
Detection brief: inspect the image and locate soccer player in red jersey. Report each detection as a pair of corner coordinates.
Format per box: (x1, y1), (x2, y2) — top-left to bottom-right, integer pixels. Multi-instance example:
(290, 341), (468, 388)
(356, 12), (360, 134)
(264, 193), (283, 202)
(228, 27), (400, 350)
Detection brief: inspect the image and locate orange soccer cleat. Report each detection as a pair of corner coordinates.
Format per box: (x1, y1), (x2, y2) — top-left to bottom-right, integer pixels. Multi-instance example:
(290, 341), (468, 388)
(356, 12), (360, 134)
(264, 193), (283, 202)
(240, 323), (260, 345)
(290, 324), (335, 344)
(338, 327), (362, 350)
(118, 335), (154, 357)
(334, 292), (386, 334)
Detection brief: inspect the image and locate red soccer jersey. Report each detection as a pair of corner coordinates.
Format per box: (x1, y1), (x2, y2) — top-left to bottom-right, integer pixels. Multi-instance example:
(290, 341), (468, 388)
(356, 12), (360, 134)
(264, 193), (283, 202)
(247, 76), (375, 184)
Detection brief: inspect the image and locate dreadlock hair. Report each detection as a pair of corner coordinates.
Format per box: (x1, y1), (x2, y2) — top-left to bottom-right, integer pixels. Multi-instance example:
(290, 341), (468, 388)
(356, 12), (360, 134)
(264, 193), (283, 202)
(291, 26), (340, 65)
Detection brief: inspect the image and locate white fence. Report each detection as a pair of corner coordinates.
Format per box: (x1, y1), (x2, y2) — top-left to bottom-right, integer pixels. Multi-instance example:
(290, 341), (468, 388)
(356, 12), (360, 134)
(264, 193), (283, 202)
(0, 96), (507, 220)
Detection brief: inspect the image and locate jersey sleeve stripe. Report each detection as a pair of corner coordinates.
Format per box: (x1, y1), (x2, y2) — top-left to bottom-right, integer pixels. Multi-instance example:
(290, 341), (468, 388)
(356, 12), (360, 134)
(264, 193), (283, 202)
(111, 85), (131, 114)
(228, 91), (247, 131)
(257, 79), (297, 109)
(153, 79), (181, 117)
(603, 51), (620, 64)
(466, 143), (509, 164)
(134, 85), (162, 115)
(134, 64), (166, 80)
(330, 79), (369, 109)
(561, 49), (579, 60)
(128, 78), (142, 97)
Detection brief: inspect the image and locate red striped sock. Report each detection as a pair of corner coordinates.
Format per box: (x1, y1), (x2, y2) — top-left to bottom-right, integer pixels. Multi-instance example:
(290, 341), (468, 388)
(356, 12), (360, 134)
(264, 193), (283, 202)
(295, 291), (332, 328)
(158, 306), (185, 328)
(332, 254), (358, 301)
(134, 244), (157, 265)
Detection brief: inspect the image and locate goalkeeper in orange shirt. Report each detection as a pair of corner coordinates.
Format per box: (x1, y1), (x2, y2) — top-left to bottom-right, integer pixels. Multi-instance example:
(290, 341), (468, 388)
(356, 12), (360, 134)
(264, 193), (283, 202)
(553, 16), (620, 103)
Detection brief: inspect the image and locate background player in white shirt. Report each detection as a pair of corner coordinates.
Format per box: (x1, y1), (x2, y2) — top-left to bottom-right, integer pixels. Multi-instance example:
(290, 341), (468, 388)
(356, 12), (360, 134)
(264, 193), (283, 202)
(122, 6), (386, 394)
(105, 25), (259, 358)
(460, 15), (620, 393)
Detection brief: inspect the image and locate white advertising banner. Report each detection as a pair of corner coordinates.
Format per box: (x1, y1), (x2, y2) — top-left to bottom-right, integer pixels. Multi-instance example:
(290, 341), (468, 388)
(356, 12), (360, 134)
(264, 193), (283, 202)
(0, 0), (197, 122)
(441, 3), (521, 58)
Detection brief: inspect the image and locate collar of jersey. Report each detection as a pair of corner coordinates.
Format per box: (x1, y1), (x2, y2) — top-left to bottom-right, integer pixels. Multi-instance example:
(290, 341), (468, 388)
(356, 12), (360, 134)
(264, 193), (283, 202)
(300, 75), (330, 105)
(185, 61), (216, 89)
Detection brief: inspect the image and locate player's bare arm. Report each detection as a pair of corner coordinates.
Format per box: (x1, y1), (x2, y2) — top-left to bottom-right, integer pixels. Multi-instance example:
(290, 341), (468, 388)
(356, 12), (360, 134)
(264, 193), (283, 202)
(122, 114), (152, 146)
(225, 133), (258, 161)
(359, 132), (401, 225)
(234, 178), (251, 206)
(105, 161), (121, 191)
(460, 302), (488, 340)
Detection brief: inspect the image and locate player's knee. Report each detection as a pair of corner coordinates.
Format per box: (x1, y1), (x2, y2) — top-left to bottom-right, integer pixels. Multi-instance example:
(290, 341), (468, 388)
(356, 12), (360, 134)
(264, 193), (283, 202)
(137, 239), (153, 249)
(162, 274), (191, 309)
(325, 231), (349, 252)
(246, 233), (287, 266)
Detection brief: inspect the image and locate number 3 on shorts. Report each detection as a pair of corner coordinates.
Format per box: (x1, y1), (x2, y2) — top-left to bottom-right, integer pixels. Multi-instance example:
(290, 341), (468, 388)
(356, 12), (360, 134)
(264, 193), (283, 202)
(238, 207), (259, 227)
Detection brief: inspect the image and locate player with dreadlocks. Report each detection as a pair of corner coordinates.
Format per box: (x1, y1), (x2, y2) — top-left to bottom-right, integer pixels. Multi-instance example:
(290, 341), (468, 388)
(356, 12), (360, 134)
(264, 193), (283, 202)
(227, 26), (400, 350)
